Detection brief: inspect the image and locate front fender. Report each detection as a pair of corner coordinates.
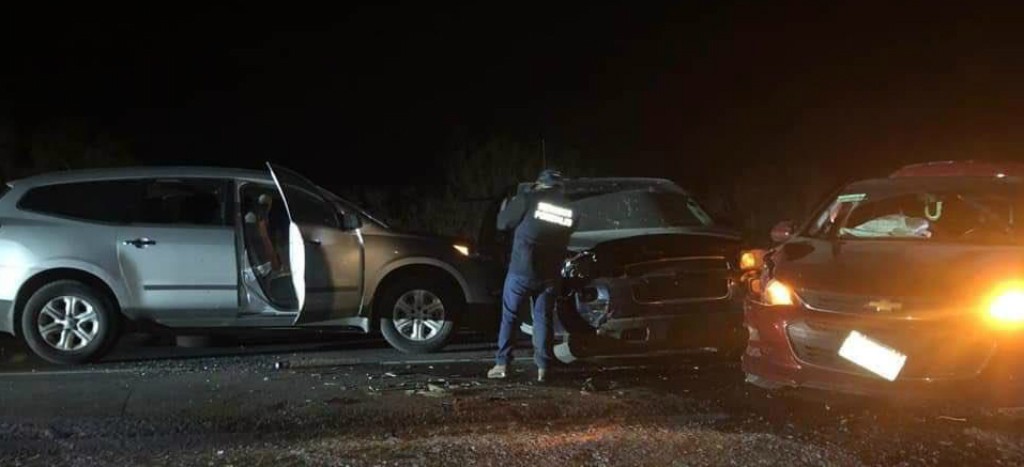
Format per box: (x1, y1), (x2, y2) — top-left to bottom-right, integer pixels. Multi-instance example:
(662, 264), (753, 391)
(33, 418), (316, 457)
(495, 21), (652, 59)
(370, 257), (473, 303)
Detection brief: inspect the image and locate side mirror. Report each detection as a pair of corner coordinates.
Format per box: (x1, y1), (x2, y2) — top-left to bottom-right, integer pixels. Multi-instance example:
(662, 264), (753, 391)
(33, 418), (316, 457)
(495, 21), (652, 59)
(342, 212), (362, 230)
(770, 220), (795, 244)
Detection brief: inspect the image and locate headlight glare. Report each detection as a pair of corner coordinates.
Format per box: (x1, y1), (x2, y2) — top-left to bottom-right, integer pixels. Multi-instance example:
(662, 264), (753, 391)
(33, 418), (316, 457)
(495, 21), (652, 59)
(739, 249), (765, 271)
(987, 285), (1024, 328)
(763, 279), (795, 306)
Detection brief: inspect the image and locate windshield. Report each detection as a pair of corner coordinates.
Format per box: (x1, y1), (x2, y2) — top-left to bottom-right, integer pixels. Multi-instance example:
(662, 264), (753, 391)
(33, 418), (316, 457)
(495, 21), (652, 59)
(809, 185), (1023, 244)
(570, 189), (713, 232)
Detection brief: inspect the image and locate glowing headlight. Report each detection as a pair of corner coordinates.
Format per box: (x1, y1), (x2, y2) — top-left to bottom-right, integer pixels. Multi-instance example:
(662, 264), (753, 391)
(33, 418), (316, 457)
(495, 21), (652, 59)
(763, 279), (795, 306)
(739, 249), (765, 271)
(453, 244), (471, 256)
(988, 287), (1024, 327)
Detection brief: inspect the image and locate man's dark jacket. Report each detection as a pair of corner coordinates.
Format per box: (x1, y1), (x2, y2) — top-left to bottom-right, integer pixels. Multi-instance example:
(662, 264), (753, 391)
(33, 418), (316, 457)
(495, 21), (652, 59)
(497, 186), (577, 281)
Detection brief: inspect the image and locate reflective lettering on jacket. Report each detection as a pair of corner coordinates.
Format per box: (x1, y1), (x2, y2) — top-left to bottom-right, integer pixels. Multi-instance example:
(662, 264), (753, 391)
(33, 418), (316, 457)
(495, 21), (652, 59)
(533, 202), (574, 228)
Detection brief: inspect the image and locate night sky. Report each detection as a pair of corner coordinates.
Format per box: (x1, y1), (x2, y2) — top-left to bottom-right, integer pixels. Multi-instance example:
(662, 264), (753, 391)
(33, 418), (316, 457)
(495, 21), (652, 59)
(3, 3), (1024, 190)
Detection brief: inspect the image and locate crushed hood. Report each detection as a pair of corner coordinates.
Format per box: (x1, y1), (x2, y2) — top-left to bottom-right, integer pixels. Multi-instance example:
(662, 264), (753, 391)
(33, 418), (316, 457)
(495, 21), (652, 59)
(571, 227), (741, 277)
(774, 239), (1024, 313)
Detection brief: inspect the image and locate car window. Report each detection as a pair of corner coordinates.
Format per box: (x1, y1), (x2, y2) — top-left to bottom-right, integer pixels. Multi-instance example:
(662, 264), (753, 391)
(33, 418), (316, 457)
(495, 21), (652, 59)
(834, 190), (1023, 243)
(18, 180), (142, 223)
(320, 189), (388, 229)
(805, 196), (857, 239)
(133, 179), (229, 226)
(240, 183), (338, 229)
(571, 190), (711, 232)
(283, 185), (339, 228)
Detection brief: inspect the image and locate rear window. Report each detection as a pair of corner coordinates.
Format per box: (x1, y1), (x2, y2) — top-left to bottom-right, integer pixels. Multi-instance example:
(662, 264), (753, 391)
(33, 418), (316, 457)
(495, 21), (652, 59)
(18, 181), (142, 224)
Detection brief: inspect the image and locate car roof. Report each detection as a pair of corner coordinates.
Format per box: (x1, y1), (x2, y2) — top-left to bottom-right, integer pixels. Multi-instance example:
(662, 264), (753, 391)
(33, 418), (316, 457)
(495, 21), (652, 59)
(9, 166), (272, 187)
(844, 175), (1022, 197)
(891, 160), (1024, 178)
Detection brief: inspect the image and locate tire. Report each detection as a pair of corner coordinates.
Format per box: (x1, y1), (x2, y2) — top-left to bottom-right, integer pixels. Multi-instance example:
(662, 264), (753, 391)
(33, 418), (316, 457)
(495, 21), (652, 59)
(20, 280), (119, 365)
(378, 275), (462, 354)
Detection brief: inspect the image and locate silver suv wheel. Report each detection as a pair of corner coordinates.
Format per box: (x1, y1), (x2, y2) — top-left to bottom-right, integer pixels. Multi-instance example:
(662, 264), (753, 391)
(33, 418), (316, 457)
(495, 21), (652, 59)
(21, 280), (119, 365)
(38, 296), (100, 351)
(379, 275), (461, 354)
(392, 289), (446, 342)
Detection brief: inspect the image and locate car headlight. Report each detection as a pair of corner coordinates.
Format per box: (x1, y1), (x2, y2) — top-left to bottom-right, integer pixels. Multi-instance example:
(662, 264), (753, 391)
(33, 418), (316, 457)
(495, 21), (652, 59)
(739, 249), (765, 271)
(987, 283), (1024, 328)
(763, 279), (795, 306)
(453, 244), (471, 256)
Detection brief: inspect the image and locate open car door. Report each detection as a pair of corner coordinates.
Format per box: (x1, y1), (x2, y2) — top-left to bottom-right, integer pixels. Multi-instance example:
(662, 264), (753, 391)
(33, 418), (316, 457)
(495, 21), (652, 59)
(266, 163), (367, 325)
(266, 163), (317, 321)
(267, 163), (310, 316)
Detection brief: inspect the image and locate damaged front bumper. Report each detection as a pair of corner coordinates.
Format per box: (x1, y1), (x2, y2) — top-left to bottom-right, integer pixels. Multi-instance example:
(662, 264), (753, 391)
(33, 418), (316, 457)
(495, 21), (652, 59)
(742, 299), (1024, 396)
(563, 274), (746, 352)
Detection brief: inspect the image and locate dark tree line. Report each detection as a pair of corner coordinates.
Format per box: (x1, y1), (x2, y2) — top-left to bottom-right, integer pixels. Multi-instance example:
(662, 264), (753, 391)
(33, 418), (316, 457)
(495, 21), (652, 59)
(0, 118), (839, 245)
(0, 118), (134, 185)
(336, 131), (596, 241)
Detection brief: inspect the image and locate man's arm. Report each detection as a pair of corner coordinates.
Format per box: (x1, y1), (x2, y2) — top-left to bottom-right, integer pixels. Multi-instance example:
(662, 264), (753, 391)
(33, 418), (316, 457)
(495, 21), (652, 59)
(496, 195), (528, 231)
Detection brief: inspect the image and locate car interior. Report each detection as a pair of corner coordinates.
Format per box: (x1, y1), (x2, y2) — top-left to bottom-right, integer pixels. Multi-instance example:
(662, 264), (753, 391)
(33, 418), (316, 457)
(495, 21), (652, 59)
(240, 184), (298, 309)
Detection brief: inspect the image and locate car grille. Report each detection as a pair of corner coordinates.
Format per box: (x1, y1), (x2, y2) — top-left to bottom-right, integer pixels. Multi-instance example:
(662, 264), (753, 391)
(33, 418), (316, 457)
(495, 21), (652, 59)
(625, 257), (728, 277)
(797, 289), (943, 314)
(630, 257), (731, 303)
(786, 319), (995, 380)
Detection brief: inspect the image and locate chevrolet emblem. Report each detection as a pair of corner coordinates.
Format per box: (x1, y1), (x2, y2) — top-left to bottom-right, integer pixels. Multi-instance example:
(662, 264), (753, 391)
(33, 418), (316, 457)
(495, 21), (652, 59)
(866, 299), (903, 313)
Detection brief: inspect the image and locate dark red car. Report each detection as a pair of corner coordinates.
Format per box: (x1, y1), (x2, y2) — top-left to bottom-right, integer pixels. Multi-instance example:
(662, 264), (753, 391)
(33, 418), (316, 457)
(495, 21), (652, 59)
(742, 161), (1024, 395)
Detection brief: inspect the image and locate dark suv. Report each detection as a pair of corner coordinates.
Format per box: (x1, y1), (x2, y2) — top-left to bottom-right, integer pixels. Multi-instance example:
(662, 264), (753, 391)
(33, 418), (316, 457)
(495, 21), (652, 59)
(480, 178), (747, 359)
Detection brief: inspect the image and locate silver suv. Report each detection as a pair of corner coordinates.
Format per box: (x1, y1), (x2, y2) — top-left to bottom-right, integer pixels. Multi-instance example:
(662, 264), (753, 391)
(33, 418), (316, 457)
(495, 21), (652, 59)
(0, 164), (496, 364)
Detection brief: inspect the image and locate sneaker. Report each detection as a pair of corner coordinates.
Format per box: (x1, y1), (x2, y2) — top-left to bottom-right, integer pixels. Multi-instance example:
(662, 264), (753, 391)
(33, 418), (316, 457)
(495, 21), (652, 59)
(487, 365), (507, 379)
(537, 368), (548, 383)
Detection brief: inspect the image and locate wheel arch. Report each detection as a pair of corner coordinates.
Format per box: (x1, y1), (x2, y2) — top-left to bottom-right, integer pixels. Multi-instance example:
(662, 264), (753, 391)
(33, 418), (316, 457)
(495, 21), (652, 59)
(13, 268), (123, 338)
(369, 262), (467, 324)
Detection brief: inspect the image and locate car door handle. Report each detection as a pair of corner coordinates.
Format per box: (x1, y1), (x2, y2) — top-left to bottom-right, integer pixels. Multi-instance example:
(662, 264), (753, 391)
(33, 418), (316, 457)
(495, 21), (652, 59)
(124, 238), (157, 248)
(306, 238), (322, 245)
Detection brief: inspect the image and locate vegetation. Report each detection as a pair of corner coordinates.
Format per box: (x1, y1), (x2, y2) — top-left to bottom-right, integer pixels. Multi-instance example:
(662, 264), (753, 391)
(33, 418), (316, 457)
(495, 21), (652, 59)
(0, 118), (134, 184)
(0, 118), (839, 245)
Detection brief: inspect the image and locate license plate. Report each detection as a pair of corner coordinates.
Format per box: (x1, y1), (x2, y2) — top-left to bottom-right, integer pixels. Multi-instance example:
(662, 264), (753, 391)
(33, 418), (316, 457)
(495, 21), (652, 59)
(838, 331), (907, 381)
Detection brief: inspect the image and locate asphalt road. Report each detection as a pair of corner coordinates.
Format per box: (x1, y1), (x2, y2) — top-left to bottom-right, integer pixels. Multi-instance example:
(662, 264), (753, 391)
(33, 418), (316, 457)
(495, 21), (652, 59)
(2, 332), (1024, 466)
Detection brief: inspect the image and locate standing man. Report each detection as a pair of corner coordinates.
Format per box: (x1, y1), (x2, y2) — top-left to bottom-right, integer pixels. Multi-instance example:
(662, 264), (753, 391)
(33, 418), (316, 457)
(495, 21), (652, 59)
(488, 169), (576, 382)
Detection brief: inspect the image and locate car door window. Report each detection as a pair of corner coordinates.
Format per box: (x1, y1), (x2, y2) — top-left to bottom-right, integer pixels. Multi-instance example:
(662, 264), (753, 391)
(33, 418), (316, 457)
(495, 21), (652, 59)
(806, 196), (858, 239)
(132, 179), (230, 226)
(18, 180), (142, 223)
(284, 186), (339, 228)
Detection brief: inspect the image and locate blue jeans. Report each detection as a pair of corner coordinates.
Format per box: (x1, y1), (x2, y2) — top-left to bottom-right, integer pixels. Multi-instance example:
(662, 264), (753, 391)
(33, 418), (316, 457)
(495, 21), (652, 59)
(495, 272), (555, 370)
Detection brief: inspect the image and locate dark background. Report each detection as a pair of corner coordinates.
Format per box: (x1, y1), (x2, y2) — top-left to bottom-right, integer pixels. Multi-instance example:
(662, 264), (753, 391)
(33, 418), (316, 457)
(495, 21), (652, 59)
(2, 2), (1024, 240)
